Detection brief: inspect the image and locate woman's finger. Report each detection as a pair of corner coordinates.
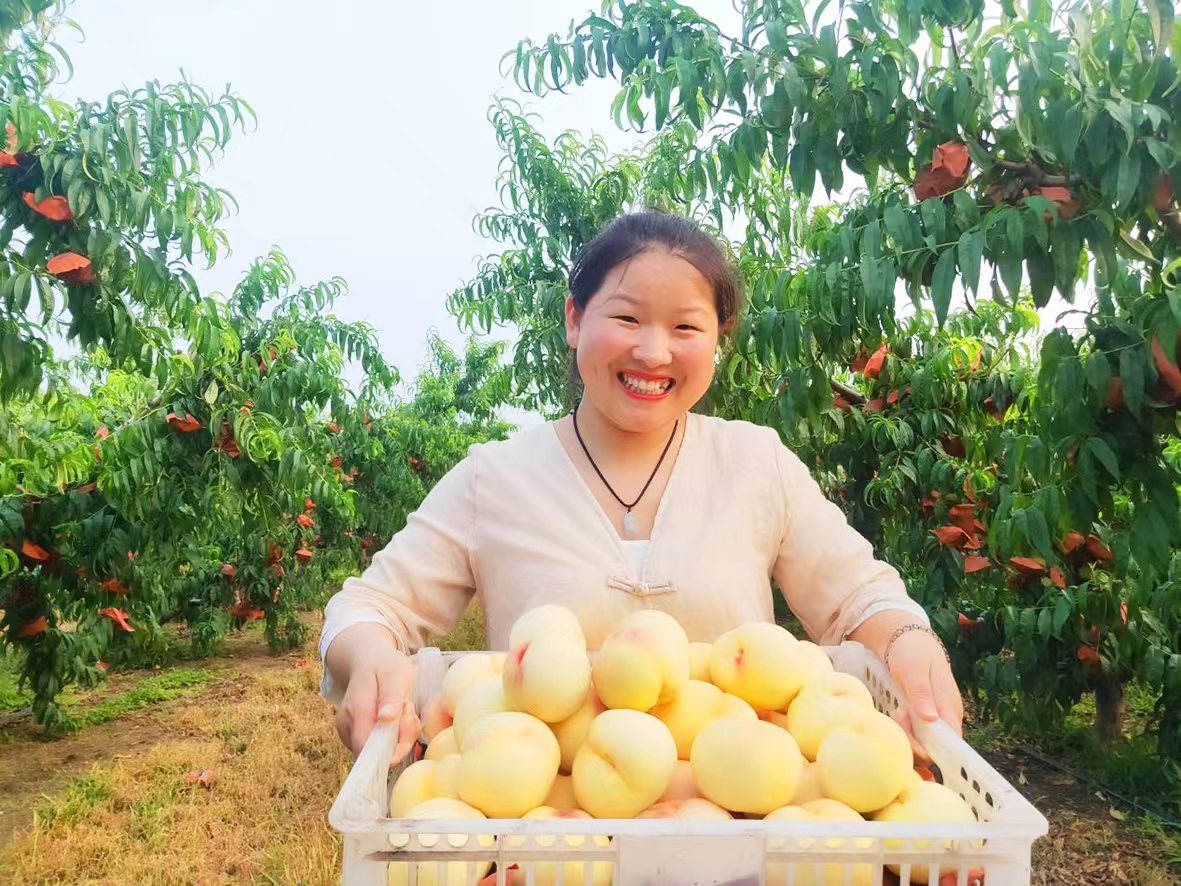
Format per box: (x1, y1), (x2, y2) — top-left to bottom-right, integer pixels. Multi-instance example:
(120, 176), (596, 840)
(932, 661), (964, 735)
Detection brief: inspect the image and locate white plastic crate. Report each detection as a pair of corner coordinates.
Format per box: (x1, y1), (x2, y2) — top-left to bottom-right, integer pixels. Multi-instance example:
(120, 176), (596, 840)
(329, 642), (1048, 885)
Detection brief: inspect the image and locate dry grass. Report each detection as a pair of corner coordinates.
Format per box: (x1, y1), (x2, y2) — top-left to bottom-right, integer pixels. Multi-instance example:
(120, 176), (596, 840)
(429, 599), (488, 651)
(1, 663), (350, 885)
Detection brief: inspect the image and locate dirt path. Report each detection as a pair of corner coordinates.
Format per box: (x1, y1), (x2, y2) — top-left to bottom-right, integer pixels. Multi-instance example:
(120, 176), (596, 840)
(980, 746), (1178, 885)
(0, 628), (310, 847)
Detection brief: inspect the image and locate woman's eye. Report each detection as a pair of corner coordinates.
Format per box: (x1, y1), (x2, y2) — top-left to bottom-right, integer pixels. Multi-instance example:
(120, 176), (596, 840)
(613, 315), (638, 324)
(676, 324), (701, 331)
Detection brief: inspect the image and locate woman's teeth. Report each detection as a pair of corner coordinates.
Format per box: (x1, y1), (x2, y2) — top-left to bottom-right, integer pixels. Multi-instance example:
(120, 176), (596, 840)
(619, 373), (673, 395)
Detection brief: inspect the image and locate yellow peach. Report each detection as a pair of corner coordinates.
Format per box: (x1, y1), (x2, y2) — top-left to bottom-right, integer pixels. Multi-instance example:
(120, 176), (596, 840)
(509, 604), (586, 648)
(440, 653), (504, 717)
(544, 774), (579, 810)
(592, 610), (689, 711)
(650, 679), (757, 760)
(425, 726), (459, 761)
(419, 697), (452, 742)
(572, 709), (677, 818)
(549, 688), (605, 774)
(873, 781), (979, 884)
(709, 622), (805, 710)
(657, 760), (702, 803)
(451, 675), (510, 749)
(388, 797), (492, 886)
(789, 761), (825, 805)
(638, 797), (732, 820)
(457, 712), (560, 818)
(690, 716), (803, 814)
(786, 671), (876, 761)
(817, 710), (913, 813)
(765, 799), (872, 886)
(502, 807), (612, 886)
(390, 758), (458, 818)
(503, 634), (592, 723)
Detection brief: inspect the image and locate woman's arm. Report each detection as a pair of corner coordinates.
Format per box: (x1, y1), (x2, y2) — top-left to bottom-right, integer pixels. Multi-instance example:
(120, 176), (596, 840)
(319, 451), (479, 750)
(768, 436), (963, 735)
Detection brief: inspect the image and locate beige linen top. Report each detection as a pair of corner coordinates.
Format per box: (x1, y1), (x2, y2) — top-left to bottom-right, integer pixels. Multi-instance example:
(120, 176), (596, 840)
(319, 413), (927, 703)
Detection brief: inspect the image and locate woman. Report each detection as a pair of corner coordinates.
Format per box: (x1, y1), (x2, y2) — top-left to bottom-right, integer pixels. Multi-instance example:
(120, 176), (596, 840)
(321, 211), (963, 758)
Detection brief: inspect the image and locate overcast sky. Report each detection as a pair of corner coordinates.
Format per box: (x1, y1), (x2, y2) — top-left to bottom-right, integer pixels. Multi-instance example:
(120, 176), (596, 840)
(57, 1), (738, 390)
(56, 2), (1075, 408)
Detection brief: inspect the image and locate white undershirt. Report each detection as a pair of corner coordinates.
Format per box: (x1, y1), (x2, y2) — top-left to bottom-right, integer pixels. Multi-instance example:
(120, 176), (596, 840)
(620, 539), (650, 576)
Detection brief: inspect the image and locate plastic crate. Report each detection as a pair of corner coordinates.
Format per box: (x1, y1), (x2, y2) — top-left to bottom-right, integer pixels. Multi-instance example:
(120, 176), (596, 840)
(329, 642), (1048, 885)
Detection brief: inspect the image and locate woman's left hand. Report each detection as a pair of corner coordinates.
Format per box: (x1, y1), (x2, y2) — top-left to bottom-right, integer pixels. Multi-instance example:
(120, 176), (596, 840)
(885, 627), (964, 749)
(849, 613), (964, 758)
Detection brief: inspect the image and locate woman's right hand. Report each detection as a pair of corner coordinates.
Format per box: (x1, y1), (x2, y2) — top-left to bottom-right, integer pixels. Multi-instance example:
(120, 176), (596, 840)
(326, 622), (420, 758)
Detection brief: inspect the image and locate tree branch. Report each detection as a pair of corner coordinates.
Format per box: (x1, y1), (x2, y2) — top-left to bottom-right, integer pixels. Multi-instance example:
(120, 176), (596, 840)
(831, 378), (868, 405)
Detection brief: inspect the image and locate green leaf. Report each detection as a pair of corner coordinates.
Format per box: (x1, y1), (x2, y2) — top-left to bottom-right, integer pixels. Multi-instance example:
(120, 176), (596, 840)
(931, 248), (956, 327)
(1116, 151), (1141, 210)
(1026, 507), (1054, 561)
(203, 379), (219, 407)
(1147, 0), (1175, 55)
(1086, 437), (1121, 481)
(1028, 249), (1055, 307)
(1120, 345), (1146, 416)
(957, 229), (984, 294)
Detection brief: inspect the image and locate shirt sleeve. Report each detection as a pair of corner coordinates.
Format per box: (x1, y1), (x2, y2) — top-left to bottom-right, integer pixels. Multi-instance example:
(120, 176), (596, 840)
(318, 449), (479, 703)
(768, 433), (928, 645)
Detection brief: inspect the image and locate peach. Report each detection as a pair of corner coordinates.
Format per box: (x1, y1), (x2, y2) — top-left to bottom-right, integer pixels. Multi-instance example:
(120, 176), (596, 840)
(425, 726), (459, 761)
(591, 609), (689, 711)
(765, 799), (872, 886)
(817, 710), (913, 813)
(549, 688), (605, 774)
(390, 756), (461, 817)
(690, 716), (803, 814)
(786, 671), (876, 760)
(389, 797), (492, 886)
(544, 774), (578, 810)
(638, 797), (732, 820)
(650, 679), (757, 760)
(688, 641), (713, 680)
(790, 761), (825, 805)
(709, 622), (807, 710)
(457, 712), (560, 818)
(420, 697), (452, 742)
(503, 634), (592, 723)
(440, 653), (505, 717)
(502, 807), (612, 886)
(572, 709), (677, 818)
(873, 781), (978, 884)
(794, 640), (835, 682)
(721, 693), (757, 719)
(452, 675), (511, 749)
(658, 760), (702, 803)
(509, 604), (586, 648)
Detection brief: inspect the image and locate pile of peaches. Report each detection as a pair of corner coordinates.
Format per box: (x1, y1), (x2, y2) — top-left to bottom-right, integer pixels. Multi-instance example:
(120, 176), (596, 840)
(391, 605), (977, 886)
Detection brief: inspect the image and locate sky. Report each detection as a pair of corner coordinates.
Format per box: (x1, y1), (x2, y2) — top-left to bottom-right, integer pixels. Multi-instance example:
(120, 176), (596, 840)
(56, 0), (738, 395)
(55, 1), (1077, 410)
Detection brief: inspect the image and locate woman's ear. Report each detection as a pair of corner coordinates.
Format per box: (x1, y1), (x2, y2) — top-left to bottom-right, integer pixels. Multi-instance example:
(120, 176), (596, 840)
(564, 296), (582, 349)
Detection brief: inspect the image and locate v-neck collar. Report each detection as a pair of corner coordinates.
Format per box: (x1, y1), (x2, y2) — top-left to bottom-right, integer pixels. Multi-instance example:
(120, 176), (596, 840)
(549, 413), (696, 576)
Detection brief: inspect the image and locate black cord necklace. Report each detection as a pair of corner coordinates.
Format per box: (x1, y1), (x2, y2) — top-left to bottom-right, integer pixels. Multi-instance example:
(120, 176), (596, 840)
(572, 401), (679, 538)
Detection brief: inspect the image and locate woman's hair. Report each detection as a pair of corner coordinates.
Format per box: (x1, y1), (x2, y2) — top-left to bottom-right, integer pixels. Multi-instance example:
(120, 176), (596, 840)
(567, 211), (744, 331)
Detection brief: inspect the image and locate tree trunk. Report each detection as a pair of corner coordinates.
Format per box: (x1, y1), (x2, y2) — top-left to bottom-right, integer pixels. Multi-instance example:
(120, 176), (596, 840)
(1093, 674), (1126, 742)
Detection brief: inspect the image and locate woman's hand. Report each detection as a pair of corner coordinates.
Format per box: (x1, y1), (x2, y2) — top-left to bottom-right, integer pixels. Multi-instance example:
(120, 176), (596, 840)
(884, 626), (964, 744)
(325, 622), (420, 758)
(848, 611), (964, 755)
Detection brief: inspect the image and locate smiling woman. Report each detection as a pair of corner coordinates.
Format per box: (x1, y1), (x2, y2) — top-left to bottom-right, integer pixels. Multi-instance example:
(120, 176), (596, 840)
(320, 210), (960, 759)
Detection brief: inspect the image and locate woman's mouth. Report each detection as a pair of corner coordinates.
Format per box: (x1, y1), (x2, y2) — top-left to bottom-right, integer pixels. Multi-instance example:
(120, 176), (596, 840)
(618, 372), (676, 399)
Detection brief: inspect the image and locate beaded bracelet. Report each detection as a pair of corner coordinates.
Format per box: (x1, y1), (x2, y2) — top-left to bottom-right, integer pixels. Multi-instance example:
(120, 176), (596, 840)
(883, 623), (950, 672)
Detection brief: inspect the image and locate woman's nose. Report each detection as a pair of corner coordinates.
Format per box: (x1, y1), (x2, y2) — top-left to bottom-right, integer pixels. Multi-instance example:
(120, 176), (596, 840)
(633, 327), (672, 366)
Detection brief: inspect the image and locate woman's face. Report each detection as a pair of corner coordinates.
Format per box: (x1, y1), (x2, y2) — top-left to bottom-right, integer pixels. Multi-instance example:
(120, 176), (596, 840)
(565, 248), (720, 434)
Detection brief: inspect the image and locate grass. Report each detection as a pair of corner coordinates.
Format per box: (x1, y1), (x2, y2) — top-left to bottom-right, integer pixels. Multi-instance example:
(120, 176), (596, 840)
(70, 668), (217, 728)
(2, 662), (349, 885)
